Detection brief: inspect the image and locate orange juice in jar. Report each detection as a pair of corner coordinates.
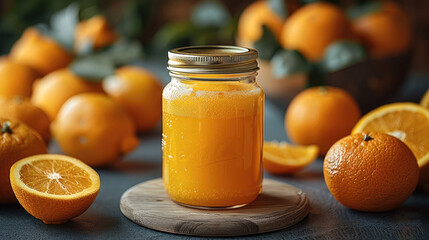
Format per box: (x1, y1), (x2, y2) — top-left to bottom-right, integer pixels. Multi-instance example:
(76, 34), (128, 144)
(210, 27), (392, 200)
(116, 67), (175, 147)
(163, 46), (264, 208)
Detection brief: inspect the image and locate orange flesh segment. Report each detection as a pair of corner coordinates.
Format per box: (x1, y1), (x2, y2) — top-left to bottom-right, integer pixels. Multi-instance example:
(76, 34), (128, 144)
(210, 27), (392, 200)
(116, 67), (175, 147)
(19, 159), (92, 195)
(359, 110), (429, 160)
(264, 144), (318, 165)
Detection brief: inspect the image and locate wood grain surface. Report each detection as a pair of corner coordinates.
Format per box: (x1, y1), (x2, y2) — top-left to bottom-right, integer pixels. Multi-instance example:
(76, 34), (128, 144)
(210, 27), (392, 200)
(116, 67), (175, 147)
(120, 178), (310, 237)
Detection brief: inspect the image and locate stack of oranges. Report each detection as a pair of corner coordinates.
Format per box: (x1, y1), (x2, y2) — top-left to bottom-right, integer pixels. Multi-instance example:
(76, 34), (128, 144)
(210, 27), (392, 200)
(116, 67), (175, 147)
(0, 15), (163, 167)
(0, 13), (163, 224)
(237, 0), (411, 61)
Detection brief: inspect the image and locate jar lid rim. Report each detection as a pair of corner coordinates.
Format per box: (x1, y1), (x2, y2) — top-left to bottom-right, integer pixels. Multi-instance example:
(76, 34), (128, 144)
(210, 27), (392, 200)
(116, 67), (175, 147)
(168, 45), (259, 74)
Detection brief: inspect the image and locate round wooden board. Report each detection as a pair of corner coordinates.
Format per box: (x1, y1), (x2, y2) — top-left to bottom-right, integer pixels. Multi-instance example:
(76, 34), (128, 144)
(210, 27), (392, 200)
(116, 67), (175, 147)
(120, 178), (310, 237)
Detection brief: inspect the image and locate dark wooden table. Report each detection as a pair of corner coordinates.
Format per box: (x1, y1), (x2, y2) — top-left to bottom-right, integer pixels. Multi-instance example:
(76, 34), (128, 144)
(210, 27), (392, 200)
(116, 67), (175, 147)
(1, 59), (428, 239)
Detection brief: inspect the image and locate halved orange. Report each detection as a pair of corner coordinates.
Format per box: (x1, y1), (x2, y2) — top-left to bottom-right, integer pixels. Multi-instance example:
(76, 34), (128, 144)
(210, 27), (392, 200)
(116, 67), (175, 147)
(352, 102), (429, 185)
(421, 89), (429, 109)
(10, 154), (100, 224)
(263, 141), (319, 174)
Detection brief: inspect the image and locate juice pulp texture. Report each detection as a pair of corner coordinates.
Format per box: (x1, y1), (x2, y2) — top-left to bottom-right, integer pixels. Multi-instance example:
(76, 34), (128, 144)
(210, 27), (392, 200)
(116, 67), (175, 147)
(162, 80), (264, 207)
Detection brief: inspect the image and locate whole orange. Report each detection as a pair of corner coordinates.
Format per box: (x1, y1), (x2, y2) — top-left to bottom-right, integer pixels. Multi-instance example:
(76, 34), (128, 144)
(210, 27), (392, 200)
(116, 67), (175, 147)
(324, 132), (419, 212)
(237, 0), (285, 46)
(31, 68), (103, 121)
(0, 118), (47, 204)
(74, 15), (118, 52)
(279, 2), (353, 61)
(51, 93), (139, 167)
(103, 66), (163, 132)
(0, 96), (51, 143)
(285, 86), (361, 155)
(0, 58), (39, 98)
(351, 1), (411, 58)
(9, 28), (73, 76)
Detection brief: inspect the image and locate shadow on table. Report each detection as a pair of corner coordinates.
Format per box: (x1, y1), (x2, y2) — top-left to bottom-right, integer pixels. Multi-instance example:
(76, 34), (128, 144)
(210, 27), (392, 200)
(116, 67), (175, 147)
(415, 184), (429, 195)
(0, 203), (119, 237)
(341, 200), (429, 224)
(290, 169), (324, 180)
(266, 168), (324, 181)
(52, 209), (119, 236)
(101, 158), (161, 174)
(0, 202), (25, 214)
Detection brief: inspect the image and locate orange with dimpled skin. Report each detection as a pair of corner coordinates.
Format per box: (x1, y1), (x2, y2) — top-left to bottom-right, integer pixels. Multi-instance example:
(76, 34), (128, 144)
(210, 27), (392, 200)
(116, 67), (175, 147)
(0, 96), (51, 143)
(324, 132), (419, 212)
(0, 118), (47, 204)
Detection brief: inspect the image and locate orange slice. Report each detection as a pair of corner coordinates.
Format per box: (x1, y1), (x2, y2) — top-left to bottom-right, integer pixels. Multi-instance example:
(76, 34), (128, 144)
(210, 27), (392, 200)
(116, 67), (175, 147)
(352, 102), (429, 185)
(421, 89), (429, 109)
(263, 141), (319, 174)
(10, 154), (100, 224)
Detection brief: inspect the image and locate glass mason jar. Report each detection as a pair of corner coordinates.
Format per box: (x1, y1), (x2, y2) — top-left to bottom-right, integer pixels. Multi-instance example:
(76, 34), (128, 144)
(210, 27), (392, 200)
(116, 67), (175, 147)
(162, 46), (264, 208)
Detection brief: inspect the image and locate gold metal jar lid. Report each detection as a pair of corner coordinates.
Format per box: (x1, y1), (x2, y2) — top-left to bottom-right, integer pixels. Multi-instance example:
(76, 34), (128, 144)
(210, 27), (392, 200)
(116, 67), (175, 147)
(167, 45), (259, 74)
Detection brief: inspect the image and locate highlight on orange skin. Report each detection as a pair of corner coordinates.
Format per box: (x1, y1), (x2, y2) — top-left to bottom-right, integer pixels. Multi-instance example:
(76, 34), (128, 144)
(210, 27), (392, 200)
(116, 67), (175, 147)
(279, 2), (353, 61)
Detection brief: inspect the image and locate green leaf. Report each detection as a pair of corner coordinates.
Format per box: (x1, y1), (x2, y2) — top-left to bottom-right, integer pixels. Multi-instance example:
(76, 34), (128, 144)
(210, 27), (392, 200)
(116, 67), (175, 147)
(347, 1), (382, 19)
(191, 0), (230, 28)
(116, 0), (151, 39)
(50, 3), (79, 51)
(322, 41), (367, 72)
(70, 55), (115, 81)
(75, 39), (94, 56)
(71, 38), (142, 80)
(271, 50), (310, 78)
(80, 6), (101, 20)
(253, 25), (282, 60)
(267, 0), (287, 19)
(217, 14), (238, 44)
(152, 20), (194, 49)
(33, 23), (51, 36)
(104, 39), (143, 65)
(191, 27), (218, 45)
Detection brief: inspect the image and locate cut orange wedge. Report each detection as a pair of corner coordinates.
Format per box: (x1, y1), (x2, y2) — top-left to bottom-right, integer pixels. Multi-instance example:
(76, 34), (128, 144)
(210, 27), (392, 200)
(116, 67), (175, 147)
(421, 89), (429, 109)
(263, 141), (319, 174)
(10, 154), (100, 224)
(352, 102), (429, 185)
